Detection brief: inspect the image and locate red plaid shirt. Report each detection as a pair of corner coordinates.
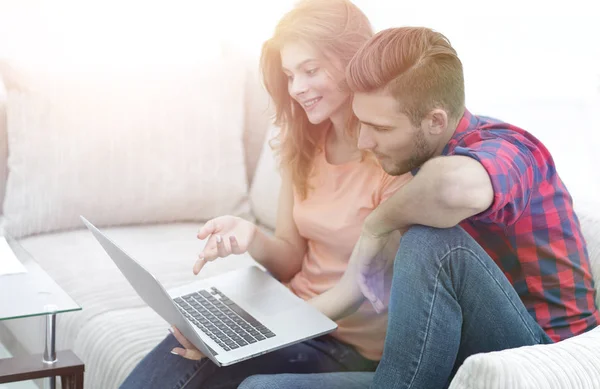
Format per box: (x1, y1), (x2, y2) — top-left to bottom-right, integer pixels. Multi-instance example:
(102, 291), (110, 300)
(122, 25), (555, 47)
(445, 109), (599, 342)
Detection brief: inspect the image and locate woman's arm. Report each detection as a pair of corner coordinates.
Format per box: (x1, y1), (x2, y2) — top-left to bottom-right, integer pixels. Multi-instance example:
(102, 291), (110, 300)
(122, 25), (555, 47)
(309, 230), (401, 321)
(248, 167), (307, 282)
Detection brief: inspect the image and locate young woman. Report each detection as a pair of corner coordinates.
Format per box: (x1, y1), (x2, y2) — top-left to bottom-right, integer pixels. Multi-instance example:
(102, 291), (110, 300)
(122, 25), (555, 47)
(120, 1), (411, 388)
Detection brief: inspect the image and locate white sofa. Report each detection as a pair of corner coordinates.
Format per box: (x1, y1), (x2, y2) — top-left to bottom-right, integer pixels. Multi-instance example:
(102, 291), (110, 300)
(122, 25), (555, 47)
(0, 52), (599, 389)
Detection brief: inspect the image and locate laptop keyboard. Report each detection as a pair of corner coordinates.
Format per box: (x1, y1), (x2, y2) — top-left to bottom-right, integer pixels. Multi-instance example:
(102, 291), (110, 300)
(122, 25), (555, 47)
(174, 287), (276, 351)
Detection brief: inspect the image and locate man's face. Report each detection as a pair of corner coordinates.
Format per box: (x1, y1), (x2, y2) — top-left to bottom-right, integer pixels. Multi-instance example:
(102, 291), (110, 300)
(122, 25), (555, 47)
(352, 89), (435, 176)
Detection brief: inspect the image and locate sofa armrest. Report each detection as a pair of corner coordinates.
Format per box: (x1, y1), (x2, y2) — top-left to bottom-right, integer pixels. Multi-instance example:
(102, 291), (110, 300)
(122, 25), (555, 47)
(449, 326), (600, 389)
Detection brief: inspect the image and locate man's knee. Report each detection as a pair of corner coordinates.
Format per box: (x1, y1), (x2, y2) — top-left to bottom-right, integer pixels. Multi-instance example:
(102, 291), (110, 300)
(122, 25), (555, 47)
(401, 224), (466, 249)
(238, 375), (272, 389)
(395, 225), (471, 273)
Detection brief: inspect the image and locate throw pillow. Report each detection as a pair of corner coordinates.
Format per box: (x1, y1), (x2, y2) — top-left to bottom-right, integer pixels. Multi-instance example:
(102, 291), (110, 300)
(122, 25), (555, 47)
(1, 60), (249, 238)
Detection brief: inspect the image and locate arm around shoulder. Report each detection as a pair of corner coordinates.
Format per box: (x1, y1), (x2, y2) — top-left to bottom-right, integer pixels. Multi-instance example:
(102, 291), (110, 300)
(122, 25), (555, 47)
(365, 156), (494, 236)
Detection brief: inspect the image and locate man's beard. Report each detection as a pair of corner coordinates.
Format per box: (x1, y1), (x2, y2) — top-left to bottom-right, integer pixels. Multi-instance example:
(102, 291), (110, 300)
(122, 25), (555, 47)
(388, 129), (432, 176)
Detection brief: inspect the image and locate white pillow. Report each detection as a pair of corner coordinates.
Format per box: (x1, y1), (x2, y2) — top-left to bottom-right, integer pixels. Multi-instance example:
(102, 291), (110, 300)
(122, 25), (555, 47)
(249, 124), (281, 230)
(450, 326), (600, 389)
(1, 61), (249, 238)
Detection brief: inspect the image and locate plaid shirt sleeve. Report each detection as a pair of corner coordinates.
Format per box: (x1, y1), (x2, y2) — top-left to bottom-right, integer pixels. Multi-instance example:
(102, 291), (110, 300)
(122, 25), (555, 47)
(452, 135), (537, 226)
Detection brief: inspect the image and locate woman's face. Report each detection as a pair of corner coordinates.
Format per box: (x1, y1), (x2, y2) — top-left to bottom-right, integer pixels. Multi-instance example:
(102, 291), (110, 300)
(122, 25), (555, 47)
(280, 41), (350, 124)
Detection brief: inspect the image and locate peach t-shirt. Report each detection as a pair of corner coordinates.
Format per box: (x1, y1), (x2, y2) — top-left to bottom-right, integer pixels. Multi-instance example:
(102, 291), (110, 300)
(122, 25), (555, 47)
(288, 142), (411, 361)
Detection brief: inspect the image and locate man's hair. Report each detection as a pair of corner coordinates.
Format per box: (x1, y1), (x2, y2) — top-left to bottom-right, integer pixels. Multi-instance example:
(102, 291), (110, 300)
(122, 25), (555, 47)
(346, 27), (465, 125)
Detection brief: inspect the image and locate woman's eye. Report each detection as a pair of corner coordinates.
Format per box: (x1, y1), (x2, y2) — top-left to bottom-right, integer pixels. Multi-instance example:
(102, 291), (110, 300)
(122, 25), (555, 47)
(306, 68), (319, 75)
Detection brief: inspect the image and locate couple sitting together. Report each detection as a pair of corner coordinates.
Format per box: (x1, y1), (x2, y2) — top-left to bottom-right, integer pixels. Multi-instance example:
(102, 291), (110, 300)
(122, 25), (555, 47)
(120, 0), (600, 388)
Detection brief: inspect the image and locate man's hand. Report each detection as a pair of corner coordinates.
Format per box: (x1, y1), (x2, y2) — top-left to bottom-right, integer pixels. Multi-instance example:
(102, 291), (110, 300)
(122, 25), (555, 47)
(170, 326), (206, 360)
(352, 229), (397, 313)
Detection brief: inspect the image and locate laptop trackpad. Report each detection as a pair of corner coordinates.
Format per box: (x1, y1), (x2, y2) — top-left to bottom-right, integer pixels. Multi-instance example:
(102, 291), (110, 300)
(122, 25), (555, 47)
(246, 292), (300, 316)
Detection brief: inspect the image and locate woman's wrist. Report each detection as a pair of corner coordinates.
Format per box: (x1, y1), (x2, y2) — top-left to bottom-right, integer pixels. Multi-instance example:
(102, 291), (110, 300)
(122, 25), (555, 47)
(247, 226), (265, 263)
(309, 280), (365, 321)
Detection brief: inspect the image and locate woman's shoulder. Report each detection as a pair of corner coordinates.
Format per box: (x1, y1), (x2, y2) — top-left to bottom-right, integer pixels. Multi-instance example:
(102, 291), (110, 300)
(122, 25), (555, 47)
(376, 170), (412, 203)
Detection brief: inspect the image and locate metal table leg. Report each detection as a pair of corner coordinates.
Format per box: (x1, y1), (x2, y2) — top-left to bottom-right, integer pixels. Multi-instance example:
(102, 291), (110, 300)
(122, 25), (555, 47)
(43, 306), (57, 389)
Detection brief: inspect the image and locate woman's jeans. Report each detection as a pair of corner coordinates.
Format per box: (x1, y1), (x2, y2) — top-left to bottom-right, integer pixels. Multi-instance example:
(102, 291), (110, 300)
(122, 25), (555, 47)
(119, 328), (377, 388)
(239, 225), (553, 389)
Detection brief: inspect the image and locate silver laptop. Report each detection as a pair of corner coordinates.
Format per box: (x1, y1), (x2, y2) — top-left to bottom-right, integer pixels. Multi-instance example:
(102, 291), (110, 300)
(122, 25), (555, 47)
(81, 216), (337, 366)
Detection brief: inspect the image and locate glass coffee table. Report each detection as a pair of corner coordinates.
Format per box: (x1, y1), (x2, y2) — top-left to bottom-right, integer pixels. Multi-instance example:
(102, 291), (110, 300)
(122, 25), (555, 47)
(0, 236), (84, 389)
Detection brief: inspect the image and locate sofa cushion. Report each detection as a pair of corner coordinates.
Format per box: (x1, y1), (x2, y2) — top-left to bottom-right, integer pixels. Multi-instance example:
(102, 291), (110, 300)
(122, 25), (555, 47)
(249, 124), (281, 230)
(0, 60), (250, 239)
(3, 223), (258, 389)
(450, 325), (600, 389)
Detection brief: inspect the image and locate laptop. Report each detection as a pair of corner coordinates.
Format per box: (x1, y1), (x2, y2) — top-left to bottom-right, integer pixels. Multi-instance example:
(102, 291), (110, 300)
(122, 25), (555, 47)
(81, 216), (337, 366)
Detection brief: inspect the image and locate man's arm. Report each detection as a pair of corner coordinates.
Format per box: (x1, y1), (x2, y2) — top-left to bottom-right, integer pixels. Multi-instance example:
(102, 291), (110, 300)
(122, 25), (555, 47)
(364, 155), (494, 236)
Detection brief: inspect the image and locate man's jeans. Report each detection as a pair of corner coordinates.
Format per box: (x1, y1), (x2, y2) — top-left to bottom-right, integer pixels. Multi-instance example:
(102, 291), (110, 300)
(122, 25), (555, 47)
(239, 225), (553, 389)
(119, 332), (377, 389)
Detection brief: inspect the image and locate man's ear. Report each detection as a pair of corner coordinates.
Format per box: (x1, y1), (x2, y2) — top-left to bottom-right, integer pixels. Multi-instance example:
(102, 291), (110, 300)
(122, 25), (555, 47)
(424, 109), (448, 136)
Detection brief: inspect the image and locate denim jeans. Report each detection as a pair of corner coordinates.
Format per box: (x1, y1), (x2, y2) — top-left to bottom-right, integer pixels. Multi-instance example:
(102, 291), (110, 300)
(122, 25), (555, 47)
(119, 333), (378, 389)
(239, 225), (553, 389)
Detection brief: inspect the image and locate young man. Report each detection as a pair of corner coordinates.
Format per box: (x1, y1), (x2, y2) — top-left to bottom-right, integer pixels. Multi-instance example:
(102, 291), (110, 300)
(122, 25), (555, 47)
(239, 27), (600, 389)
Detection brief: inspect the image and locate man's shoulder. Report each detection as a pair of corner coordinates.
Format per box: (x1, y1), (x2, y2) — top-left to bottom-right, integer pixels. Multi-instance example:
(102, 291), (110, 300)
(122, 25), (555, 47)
(454, 114), (542, 151)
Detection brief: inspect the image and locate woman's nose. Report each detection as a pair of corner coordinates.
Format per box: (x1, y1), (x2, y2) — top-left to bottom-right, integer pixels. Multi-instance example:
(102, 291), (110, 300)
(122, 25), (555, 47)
(290, 77), (309, 97)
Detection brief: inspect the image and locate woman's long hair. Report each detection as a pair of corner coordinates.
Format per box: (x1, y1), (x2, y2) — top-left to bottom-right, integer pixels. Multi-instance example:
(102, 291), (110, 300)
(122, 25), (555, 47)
(261, 0), (373, 199)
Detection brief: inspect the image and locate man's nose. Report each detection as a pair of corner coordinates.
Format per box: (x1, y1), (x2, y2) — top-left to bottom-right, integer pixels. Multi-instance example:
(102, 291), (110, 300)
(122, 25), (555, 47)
(357, 127), (375, 150)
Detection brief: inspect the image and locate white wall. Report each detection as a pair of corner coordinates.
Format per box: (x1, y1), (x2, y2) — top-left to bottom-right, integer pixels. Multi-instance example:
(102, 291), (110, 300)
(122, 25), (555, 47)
(0, 0), (598, 202)
(1, 0), (597, 98)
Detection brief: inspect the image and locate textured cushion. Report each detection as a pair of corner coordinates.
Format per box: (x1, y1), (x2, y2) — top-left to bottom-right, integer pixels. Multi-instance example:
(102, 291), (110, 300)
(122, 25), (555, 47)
(450, 326), (600, 389)
(0, 60), (249, 238)
(249, 124), (281, 230)
(3, 223), (258, 389)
